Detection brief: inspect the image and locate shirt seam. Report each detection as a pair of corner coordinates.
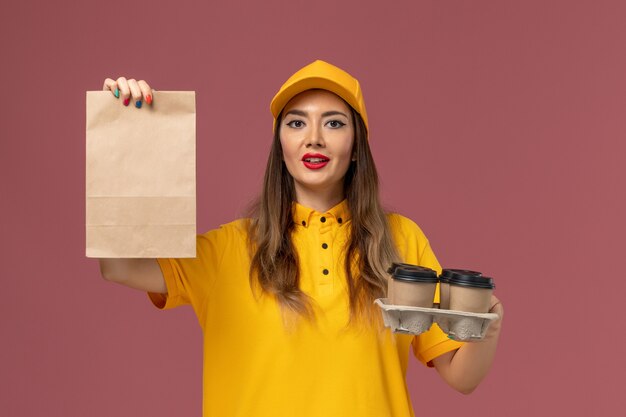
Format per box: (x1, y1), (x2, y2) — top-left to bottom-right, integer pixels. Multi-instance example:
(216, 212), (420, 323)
(197, 228), (232, 326)
(147, 258), (183, 310)
(416, 338), (464, 367)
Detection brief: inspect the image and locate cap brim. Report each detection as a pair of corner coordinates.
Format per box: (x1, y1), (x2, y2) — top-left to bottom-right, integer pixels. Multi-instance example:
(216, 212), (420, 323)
(270, 76), (361, 121)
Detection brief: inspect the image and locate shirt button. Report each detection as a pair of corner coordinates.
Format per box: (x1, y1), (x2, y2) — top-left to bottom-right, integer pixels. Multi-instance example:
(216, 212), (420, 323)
(337, 217), (343, 224)
(302, 220), (306, 226)
(320, 216), (326, 223)
(322, 243), (328, 249)
(323, 269), (329, 275)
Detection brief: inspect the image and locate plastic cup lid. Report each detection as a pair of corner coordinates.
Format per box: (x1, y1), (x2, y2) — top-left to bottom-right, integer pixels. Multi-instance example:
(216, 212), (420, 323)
(387, 262), (419, 274)
(440, 269), (482, 283)
(448, 273), (495, 289)
(391, 265), (438, 283)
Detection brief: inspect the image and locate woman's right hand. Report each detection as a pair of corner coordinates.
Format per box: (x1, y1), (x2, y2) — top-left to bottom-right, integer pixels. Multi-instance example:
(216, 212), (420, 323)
(102, 77), (154, 109)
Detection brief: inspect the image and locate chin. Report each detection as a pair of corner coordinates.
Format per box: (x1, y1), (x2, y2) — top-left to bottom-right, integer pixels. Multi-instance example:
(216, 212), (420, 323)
(294, 177), (340, 192)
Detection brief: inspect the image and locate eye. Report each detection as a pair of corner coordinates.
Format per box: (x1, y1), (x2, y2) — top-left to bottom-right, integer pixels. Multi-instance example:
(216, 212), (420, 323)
(286, 120), (305, 128)
(326, 120), (346, 129)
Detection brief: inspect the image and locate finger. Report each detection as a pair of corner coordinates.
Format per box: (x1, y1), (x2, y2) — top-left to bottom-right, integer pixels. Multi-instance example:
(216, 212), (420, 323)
(116, 77), (131, 106)
(102, 78), (120, 98)
(137, 80), (153, 105)
(489, 297), (504, 319)
(127, 78), (143, 108)
(102, 78), (115, 90)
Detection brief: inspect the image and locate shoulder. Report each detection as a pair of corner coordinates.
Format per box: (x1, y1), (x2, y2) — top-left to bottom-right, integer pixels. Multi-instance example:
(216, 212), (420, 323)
(386, 212), (439, 269)
(199, 218), (251, 246)
(386, 212), (429, 242)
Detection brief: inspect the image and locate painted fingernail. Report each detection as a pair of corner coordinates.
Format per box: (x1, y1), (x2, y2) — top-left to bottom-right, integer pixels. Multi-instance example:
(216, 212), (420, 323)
(135, 100), (142, 108)
(447, 335), (455, 340)
(114, 88), (119, 98)
(146, 94), (152, 105)
(123, 98), (130, 106)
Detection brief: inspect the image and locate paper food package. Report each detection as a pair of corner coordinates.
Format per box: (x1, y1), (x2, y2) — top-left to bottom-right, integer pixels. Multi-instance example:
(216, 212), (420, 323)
(85, 91), (196, 258)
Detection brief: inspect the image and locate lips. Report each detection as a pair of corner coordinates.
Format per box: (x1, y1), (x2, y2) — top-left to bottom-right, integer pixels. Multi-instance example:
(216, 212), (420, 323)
(302, 153), (330, 170)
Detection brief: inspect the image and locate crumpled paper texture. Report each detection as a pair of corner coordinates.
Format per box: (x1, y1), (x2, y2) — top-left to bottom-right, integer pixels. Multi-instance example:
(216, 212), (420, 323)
(85, 91), (196, 258)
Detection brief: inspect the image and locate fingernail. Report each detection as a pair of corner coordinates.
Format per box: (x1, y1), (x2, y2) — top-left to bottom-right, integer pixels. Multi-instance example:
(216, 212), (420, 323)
(123, 98), (130, 106)
(135, 100), (142, 108)
(114, 88), (119, 98)
(447, 335), (455, 340)
(146, 94), (152, 105)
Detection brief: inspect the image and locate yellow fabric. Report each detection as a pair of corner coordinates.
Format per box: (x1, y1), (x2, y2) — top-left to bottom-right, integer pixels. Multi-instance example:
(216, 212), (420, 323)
(150, 200), (463, 417)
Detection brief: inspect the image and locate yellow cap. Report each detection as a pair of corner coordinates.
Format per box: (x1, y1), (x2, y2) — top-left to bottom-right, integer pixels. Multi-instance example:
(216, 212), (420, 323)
(270, 60), (369, 131)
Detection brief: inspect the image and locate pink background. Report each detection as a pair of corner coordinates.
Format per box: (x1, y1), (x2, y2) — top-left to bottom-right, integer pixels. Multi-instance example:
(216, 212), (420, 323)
(1, 0), (624, 415)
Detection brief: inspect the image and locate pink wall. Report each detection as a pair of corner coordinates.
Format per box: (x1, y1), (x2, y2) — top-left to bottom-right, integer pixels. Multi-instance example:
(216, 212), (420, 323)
(2, 0), (624, 415)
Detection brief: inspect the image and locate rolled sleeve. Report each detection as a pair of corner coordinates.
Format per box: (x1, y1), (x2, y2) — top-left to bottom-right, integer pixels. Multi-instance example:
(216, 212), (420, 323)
(412, 324), (464, 367)
(144, 220), (248, 321)
(147, 257), (191, 309)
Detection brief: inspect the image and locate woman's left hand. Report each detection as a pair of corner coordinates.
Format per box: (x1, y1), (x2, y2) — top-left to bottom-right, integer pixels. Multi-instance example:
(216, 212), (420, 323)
(433, 294), (504, 393)
(482, 295), (503, 340)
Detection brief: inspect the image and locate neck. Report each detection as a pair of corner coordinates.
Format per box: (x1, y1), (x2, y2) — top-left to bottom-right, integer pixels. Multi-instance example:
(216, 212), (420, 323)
(294, 183), (345, 213)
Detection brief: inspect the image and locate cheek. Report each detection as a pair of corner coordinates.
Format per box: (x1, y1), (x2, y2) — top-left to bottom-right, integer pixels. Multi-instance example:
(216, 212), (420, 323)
(279, 135), (290, 158)
(337, 133), (355, 160)
(279, 137), (299, 176)
(280, 140), (297, 162)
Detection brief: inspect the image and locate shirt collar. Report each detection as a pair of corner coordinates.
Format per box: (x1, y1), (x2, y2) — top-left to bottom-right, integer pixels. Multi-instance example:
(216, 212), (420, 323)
(292, 199), (350, 228)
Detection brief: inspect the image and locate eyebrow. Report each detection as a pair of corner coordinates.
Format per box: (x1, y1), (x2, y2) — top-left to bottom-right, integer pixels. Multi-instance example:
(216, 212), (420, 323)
(284, 109), (349, 118)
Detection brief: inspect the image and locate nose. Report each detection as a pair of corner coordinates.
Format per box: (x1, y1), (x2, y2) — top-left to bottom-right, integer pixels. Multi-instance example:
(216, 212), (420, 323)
(306, 123), (325, 148)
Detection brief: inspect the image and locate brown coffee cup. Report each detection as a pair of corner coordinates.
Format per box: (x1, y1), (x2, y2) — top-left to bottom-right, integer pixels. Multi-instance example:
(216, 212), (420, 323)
(387, 262), (419, 302)
(448, 273), (495, 338)
(389, 265), (438, 308)
(448, 273), (495, 313)
(439, 269), (483, 310)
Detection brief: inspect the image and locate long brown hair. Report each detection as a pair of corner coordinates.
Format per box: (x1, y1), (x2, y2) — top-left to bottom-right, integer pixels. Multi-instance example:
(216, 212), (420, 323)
(247, 104), (399, 325)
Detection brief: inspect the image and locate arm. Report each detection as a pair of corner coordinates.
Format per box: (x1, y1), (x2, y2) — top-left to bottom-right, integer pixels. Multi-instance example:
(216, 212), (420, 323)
(432, 295), (504, 394)
(99, 258), (167, 294)
(95, 78), (166, 293)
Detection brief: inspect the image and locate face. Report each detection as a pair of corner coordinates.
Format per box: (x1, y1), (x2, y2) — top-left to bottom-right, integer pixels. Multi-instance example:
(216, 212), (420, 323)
(279, 89), (355, 200)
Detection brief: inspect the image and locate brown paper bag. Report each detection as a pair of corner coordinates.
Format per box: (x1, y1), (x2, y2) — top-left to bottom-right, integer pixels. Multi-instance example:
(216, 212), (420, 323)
(85, 91), (196, 258)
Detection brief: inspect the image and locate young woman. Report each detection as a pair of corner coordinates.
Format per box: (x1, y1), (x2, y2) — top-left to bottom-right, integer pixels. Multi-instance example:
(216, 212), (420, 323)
(99, 60), (504, 417)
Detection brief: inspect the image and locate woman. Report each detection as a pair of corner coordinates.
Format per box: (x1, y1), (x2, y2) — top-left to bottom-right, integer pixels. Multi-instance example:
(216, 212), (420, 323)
(99, 60), (503, 417)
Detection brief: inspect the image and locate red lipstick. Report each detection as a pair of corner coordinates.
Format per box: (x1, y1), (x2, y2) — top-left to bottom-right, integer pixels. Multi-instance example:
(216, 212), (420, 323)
(301, 153), (330, 170)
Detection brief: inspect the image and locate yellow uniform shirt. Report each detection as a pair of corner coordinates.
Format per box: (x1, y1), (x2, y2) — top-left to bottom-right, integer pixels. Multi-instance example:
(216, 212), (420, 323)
(150, 200), (463, 417)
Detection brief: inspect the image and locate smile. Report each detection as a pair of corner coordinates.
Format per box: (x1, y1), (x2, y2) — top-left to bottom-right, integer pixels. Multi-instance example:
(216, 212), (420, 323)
(302, 153), (330, 169)
(302, 160), (329, 169)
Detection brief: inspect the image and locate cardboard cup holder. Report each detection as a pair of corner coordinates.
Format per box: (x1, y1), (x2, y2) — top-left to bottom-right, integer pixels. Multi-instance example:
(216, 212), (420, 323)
(374, 298), (499, 341)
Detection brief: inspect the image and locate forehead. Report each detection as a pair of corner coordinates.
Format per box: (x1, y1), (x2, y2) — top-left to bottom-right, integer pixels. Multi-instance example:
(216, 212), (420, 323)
(283, 89), (352, 114)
